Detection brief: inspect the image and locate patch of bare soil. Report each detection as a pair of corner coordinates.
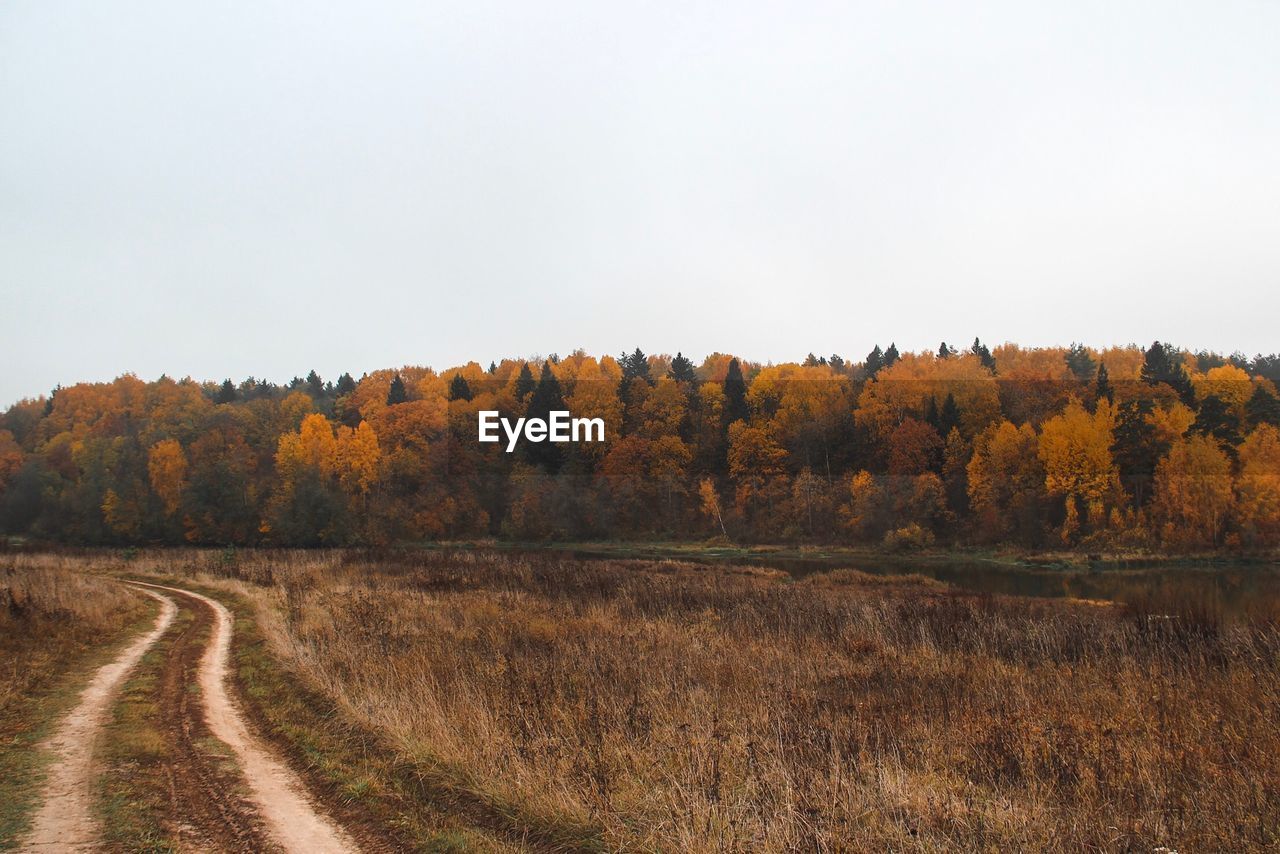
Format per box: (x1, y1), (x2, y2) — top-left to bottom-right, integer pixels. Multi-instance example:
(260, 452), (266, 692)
(20, 590), (175, 852)
(153, 587), (273, 852)
(136, 582), (358, 853)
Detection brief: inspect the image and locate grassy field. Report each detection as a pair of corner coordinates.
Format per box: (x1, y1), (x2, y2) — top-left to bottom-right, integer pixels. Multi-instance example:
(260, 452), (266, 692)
(92, 547), (1279, 851)
(0, 557), (155, 848)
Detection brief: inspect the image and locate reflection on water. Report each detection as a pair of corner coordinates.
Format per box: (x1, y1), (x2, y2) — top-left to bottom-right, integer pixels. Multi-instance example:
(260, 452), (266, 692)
(563, 548), (1280, 619)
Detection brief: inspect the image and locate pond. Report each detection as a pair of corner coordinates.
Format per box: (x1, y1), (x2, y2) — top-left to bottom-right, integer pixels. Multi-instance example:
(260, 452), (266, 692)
(553, 546), (1280, 619)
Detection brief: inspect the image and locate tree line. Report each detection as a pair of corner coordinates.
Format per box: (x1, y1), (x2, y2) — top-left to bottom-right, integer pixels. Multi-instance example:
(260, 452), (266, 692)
(2, 340), (1280, 551)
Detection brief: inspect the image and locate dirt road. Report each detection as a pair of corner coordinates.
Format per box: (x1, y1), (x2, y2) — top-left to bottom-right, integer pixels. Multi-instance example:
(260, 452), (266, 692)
(20, 589), (177, 852)
(136, 582), (359, 854)
(149, 583), (272, 851)
(19, 580), (359, 853)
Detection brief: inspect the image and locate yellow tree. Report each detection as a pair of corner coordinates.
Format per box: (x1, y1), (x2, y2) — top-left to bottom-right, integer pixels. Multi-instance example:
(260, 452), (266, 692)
(692, 382), (726, 469)
(1192, 364), (1252, 412)
(967, 421), (1046, 544)
(639, 376), (687, 438)
(991, 344), (1076, 426)
(698, 477), (727, 537)
(855, 352), (1000, 466)
(648, 435), (692, 527)
(279, 390), (314, 432)
(840, 470), (886, 541)
(336, 420), (382, 497)
(276, 413), (338, 486)
(1151, 435), (1234, 549)
(1236, 424), (1280, 546)
(727, 421), (788, 534)
(101, 488), (143, 539)
(791, 467), (833, 536)
(1146, 400), (1196, 448)
(1037, 399), (1118, 538)
(564, 358), (623, 456)
(0, 430), (23, 491)
(768, 365), (849, 473)
(147, 438), (188, 516)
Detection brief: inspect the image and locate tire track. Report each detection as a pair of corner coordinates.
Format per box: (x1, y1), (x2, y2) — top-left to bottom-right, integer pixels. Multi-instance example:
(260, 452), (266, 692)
(133, 582), (358, 854)
(19, 589), (176, 852)
(153, 588), (272, 851)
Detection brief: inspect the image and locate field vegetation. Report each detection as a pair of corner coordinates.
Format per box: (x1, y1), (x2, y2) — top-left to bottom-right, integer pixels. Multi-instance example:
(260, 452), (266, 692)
(0, 556), (154, 847)
(109, 547), (1280, 852)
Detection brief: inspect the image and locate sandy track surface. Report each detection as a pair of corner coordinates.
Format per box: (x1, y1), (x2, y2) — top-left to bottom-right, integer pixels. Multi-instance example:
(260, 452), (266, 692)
(152, 588), (272, 851)
(136, 582), (359, 854)
(20, 589), (177, 852)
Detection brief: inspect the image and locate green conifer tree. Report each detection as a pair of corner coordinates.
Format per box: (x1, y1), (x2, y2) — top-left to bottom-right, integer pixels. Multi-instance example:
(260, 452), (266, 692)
(723, 358), (749, 426)
(387, 373), (408, 406)
(448, 373), (473, 402)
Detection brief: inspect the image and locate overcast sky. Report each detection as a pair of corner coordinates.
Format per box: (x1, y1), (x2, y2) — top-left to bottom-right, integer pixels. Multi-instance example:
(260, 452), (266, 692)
(2, 1), (1278, 405)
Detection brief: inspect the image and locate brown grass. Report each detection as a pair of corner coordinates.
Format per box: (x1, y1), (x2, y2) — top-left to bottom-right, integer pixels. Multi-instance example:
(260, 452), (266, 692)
(96, 548), (1277, 852)
(0, 554), (154, 847)
(0, 555), (149, 718)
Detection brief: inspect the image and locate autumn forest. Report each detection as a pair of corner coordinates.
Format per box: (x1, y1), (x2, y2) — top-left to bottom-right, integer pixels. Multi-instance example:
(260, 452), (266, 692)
(3, 340), (1280, 552)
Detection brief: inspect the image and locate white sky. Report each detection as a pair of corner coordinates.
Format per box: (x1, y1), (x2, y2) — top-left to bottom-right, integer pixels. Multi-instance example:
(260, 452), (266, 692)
(2, 1), (1278, 405)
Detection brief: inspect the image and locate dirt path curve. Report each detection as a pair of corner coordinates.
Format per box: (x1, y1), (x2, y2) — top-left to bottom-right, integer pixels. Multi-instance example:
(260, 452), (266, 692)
(134, 582), (359, 854)
(152, 588), (271, 851)
(20, 589), (177, 852)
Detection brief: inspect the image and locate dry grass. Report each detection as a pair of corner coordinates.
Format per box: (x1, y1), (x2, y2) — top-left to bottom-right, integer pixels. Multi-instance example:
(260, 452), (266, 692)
(0, 555), (148, 717)
(99, 547), (1276, 852)
(0, 553), (154, 847)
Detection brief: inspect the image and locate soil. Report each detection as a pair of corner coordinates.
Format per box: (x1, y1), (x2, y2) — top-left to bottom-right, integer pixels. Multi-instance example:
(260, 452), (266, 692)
(135, 582), (359, 853)
(20, 589), (176, 852)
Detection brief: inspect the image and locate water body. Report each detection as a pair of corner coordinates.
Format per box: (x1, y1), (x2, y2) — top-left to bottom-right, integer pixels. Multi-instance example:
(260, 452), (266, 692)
(554, 546), (1280, 619)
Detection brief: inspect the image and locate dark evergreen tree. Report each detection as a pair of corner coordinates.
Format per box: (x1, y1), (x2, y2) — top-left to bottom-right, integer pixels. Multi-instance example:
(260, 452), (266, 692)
(938, 393), (961, 438)
(243, 378), (273, 400)
(938, 341), (954, 359)
(488, 361), (498, 374)
(1065, 343), (1096, 383)
(448, 373), (473, 402)
(1093, 363), (1113, 405)
(723, 359), (749, 426)
(335, 373), (357, 396)
(1246, 383), (1280, 429)
(215, 379), (238, 404)
(305, 370), (325, 398)
(864, 346), (884, 379)
(923, 396), (940, 430)
(1140, 340), (1194, 404)
(1112, 399), (1164, 507)
(803, 353), (820, 367)
(514, 363), (536, 402)
(668, 352), (697, 384)
(1190, 394), (1243, 456)
(1194, 350), (1226, 373)
(620, 348), (652, 384)
(971, 337), (996, 371)
(387, 373), (408, 406)
(524, 363), (566, 472)
(1252, 353), (1280, 385)
(884, 342), (900, 368)
(828, 354), (846, 373)
(1139, 340), (1170, 384)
